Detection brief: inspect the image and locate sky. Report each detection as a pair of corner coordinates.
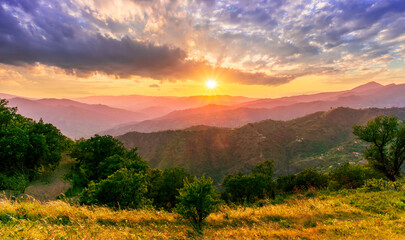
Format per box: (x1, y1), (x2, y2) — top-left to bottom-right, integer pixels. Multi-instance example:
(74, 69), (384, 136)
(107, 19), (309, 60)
(0, 0), (404, 98)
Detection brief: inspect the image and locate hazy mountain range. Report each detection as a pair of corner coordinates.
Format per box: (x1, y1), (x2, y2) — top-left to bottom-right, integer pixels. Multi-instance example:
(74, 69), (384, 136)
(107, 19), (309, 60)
(102, 81), (405, 136)
(2, 81), (405, 139)
(117, 107), (405, 184)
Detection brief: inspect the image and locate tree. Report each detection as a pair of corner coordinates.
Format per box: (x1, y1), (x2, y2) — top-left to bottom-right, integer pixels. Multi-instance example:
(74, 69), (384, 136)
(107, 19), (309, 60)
(67, 137), (148, 196)
(251, 160), (276, 199)
(222, 160), (275, 203)
(0, 99), (67, 183)
(70, 135), (126, 177)
(176, 175), (219, 232)
(353, 115), (405, 181)
(329, 163), (381, 189)
(79, 168), (147, 209)
(294, 168), (328, 190)
(150, 167), (194, 209)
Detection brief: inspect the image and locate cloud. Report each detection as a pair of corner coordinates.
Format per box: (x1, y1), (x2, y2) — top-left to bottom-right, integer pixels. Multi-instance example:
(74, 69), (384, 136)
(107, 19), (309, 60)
(0, 0), (303, 85)
(0, 0), (404, 87)
(149, 84), (160, 88)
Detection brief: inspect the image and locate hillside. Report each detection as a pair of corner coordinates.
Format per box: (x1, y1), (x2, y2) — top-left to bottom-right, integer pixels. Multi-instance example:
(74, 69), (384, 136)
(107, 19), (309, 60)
(107, 82), (405, 134)
(5, 98), (147, 138)
(75, 95), (256, 119)
(1, 189), (405, 239)
(118, 107), (405, 183)
(102, 105), (279, 136)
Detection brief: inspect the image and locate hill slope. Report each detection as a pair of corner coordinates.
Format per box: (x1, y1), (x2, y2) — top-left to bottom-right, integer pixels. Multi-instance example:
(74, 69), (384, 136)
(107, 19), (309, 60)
(75, 95), (256, 119)
(107, 82), (405, 134)
(102, 105), (281, 136)
(118, 107), (405, 183)
(1, 189), (405, 239)
(6, 98), (147, 138)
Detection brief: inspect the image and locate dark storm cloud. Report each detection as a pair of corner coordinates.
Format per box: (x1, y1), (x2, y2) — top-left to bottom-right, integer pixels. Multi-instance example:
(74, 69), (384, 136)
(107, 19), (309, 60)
(0, 0), (296, 85)
(0, 1), (186, 78)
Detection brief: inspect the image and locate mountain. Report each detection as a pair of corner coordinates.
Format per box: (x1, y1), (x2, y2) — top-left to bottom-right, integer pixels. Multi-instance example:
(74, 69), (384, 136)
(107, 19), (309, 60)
(101, 104), (280, 136)
(75, 95), (256, 119)
(104, 82), (405, 135)
(0, 93), (17, 99)
(236, 81), (385, 109)
(117, 107), (405, 184)
(6, 98), (147, 139)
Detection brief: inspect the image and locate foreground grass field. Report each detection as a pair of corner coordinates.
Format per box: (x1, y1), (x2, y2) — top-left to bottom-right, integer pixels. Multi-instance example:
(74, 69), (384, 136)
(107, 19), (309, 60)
(1, 190), (405, 239)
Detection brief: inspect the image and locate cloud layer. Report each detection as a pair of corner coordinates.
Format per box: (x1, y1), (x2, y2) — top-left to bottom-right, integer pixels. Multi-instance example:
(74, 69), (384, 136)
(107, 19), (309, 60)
(0, 0), (404, 86)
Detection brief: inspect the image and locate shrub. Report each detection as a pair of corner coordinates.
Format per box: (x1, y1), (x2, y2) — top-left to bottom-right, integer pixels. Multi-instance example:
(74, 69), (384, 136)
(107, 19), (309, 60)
(80, 168), (148, 209)
(276, 174), (297, 193)
(149, 167), (194, 209)
(329, 163), (381, 189)
(222, 160), (275, 203)
(294, 168), (328, 190)
(363, 178), (402, 192)
(176, 175), (219, 232)
(0, 173), (29, 192)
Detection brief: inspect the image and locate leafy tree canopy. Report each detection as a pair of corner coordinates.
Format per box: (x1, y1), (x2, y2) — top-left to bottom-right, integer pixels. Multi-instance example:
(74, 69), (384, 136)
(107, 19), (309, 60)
(0, 99), (68, 189)
(353, 115), (405, 181)
(176, 175), (219, 232)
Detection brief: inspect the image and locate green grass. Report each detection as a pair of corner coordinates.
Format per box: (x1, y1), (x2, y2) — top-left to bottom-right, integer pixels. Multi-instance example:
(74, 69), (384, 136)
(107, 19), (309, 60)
(1, 188), (405, 239)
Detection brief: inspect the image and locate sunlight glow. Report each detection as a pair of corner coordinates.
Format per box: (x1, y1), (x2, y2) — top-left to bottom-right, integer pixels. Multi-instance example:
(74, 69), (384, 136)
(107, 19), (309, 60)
(205, 79), (217, 89)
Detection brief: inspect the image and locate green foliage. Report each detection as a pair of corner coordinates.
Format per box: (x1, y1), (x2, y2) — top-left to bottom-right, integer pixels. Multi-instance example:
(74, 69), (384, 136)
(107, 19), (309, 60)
(68, 135), (149, 195)
(176, 175), (219, 232)
(346, 190), (405, 215)
(362, 178), (402, 192)
(222, 160), (275, 203)
(353, 115), (405, 181)
(148, 167), (194, 209)
(276, 174), (297, 193)
(294, 168), (328, 190)
(329, 163), (381, 190)
(0, 173), (29, 192)
(0, 99), (68, 191)
(80, 168), (147, 209)
(70, 135), (127, 181)
(275, 169), (327, 194)
(67, 135), (152, 209)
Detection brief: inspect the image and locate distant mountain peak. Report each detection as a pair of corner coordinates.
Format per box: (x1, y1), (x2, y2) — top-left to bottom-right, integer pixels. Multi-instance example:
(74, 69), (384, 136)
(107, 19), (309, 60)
(351, 81), (384, 92)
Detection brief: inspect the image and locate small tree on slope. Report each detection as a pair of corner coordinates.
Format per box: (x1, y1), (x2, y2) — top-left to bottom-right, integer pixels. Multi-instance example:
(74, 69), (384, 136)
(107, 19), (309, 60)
(176, 175), (219, 233)
(353, 115), (405, 181)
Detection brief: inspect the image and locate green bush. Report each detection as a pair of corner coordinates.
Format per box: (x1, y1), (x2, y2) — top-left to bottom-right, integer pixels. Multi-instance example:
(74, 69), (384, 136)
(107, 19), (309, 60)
(329, 163), (381, 190)
(80, 168), (148, 209)
(148, 167), (194, 209)
(222, 160), (275, 203)
(294, 168), (328, 190)
(363, 178), (402, 192)
(176, 175), (219, 232)
(0, 99), (67, 189)
(0, 173), (29, 192)
(276, 174), (297, 193)
(67, 136), (149, 196)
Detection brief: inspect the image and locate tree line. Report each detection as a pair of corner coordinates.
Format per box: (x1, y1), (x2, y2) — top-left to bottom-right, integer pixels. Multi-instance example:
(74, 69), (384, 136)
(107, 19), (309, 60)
(0, 99), (69, 191)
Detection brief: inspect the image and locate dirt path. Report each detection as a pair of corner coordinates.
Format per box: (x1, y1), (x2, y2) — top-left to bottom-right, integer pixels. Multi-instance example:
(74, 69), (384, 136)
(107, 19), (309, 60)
(24, 155), (74, 201)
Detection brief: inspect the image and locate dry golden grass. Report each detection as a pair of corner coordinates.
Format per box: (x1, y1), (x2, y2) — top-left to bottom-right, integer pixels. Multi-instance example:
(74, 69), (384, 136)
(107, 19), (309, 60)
(1, 190), (405, 239)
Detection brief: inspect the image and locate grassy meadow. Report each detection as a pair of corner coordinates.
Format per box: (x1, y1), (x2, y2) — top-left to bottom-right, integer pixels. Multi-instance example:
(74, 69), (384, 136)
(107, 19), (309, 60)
(1, 189), (405, 239)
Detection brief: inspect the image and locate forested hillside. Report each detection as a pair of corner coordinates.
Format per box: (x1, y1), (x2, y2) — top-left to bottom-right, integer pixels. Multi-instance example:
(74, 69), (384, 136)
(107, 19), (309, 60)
(0, 99), (69, 193)
(118, 107), (405, 183)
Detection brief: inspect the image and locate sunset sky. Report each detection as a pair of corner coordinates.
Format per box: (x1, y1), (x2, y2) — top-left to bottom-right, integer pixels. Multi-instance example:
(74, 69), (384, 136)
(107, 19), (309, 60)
(0, 0), (404, 98)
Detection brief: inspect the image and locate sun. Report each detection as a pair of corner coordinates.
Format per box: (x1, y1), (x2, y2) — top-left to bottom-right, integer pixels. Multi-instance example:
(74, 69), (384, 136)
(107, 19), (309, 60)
(205, 79), (217, 89)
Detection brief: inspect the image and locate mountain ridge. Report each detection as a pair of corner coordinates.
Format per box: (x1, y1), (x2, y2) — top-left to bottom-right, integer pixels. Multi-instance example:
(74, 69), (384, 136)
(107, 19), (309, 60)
(117, 107), (405, 184)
